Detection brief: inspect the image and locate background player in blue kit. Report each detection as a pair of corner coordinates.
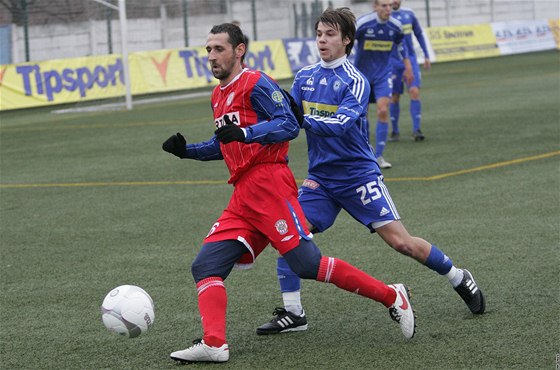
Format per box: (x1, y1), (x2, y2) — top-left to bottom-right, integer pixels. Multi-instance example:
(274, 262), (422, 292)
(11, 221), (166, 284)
(257, 6), (485, 336)
(354, 0), (413, 169)
(389, 0), (431, 142)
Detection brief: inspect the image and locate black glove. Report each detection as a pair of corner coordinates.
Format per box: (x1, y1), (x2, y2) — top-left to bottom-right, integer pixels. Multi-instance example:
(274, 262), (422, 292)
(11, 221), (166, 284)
(215, 115), (245, 144)
(283, 89), (304, 127)
(162, 132), (188, 158)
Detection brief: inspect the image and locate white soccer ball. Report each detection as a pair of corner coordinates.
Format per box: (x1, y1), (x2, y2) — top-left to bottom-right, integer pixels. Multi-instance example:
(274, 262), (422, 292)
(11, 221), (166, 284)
(101, 285), (155, 338)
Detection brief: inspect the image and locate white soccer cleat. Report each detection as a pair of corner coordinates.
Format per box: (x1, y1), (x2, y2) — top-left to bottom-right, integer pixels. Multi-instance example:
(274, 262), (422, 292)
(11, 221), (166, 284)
(170, 339), (229, 363)
(388, 284), (416, 339)
(377, 156), (392, 169)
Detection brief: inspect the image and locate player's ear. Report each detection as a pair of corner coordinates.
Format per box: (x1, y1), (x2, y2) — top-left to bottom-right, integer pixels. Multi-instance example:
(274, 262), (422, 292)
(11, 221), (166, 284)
(342, 35), (351, 48)
(235, 43), (246, 59)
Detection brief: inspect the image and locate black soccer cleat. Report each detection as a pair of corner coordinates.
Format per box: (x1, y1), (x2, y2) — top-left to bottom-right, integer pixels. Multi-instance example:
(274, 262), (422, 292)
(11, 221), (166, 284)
(412, 129), (425, 141)
(454, 269), (485, 314)
(388, 132), (400, 142)
(256, 307), (308, 335)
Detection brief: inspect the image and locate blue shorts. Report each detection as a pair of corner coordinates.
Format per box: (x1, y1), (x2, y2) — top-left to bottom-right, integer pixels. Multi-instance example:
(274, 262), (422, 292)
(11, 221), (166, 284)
(298, 175), (400, 233)
(392, 58), (421, 94)
(368, 70), (393, 104)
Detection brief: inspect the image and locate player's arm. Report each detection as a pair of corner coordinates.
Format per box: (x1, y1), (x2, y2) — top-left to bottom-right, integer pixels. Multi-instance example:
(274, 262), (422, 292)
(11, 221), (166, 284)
(243, 77), (301, 144)
(396, 30), (414, 85)
(297, 78), (369, 137)
(214, 77), (300, 145)
(185, 137), (224, 160)
(411, 14), (431, 69)
(162, 133), (223, 160)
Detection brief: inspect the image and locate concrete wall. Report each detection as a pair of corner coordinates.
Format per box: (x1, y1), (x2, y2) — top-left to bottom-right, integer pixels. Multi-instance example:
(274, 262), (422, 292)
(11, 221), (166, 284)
(7, 0), (560, 63)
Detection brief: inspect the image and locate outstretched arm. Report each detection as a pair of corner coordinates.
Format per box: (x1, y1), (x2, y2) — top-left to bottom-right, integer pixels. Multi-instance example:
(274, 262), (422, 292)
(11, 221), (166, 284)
(162, 132), (223, 160)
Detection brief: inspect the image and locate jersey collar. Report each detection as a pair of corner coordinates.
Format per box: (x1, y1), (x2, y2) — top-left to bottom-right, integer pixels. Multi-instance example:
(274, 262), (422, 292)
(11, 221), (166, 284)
(220, 68), (249, 90)
(320, 55), (347, 69)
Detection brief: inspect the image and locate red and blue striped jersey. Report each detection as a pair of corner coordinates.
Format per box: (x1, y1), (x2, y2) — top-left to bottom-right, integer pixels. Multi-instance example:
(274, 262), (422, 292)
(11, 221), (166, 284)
(185, 69), (300, 184)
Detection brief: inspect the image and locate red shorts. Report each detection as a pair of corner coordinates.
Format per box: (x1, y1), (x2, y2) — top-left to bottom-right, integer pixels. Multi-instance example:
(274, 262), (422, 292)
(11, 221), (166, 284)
(204, 163), (311, 267)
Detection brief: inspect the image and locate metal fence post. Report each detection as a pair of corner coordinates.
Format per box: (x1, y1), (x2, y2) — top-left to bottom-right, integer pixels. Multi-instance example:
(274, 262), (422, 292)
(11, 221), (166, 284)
(251, 0), (257, 41)
(21, 0), (29, 61)
(424, 0), (431, 27)
(301, 2), (308, 37)
(106, 6), (113, 54)
(293, 2), (299, 37)
(182, 0), (188, 47)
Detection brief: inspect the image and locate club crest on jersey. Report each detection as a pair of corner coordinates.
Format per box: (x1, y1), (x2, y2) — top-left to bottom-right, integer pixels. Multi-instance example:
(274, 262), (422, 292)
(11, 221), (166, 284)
(333, 80), (341, 91)
(215, 111), (241, 128)
(306, 77), (314, 85)
(226, 92), (235, 106)
(271, 90), (284, 103)
(275, 219), (289, 235)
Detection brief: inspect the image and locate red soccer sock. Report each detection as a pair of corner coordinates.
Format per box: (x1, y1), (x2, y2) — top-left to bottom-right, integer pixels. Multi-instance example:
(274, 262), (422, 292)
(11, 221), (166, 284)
(316, 256), (396, 308)
(196, 277), (227, 347)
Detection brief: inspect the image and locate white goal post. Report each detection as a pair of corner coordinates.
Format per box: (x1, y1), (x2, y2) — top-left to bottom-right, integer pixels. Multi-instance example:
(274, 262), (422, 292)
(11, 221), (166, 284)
(91, 0), (132, 110)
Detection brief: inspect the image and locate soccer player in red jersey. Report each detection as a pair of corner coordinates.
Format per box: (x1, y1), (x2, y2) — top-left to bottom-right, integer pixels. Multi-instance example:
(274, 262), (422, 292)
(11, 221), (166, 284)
(162, 23), (415, 364)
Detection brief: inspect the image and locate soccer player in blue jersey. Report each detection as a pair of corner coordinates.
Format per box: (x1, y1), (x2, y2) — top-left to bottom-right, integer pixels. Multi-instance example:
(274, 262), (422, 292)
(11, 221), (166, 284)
(354, 0), (413, 169)
(389, 0), (431, 142)
(257, 7), (485, 336)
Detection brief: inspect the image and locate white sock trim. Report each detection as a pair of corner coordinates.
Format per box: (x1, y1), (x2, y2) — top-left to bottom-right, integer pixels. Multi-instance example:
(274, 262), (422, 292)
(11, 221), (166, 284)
(446, 267), (464, 287)
(282, 291), (303, 316)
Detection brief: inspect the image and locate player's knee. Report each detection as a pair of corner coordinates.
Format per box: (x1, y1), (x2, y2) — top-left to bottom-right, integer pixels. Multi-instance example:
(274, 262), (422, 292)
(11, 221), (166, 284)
(377, 106), (389, 121)
(409, 88), (420, 100)
(191, 254), (229, 282)
(282, 239), (322, 279)
(389, 238), (415, 257)
(190, 241), (243, 282)
(191, 254), (211, 282)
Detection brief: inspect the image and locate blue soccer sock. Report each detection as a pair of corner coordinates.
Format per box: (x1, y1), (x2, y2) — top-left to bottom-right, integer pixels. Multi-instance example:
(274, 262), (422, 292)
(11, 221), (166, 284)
(390, 102), (400, 134)
(375, 121), (389, 157)
(277, 257), (303, 315)
(424, 245), (453, 275)
(410, 99), (421, 132)
(424, 245), (464, 287)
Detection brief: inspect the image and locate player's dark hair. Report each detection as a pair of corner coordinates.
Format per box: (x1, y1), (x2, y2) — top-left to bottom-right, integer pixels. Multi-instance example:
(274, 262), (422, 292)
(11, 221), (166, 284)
(314, 7), (356, 56)
(209, 23), (247, 62)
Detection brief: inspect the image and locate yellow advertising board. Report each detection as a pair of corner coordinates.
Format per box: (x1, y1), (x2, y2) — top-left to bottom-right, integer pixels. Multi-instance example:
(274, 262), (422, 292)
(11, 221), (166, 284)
(245, 39), (293, 80)
(427, 24), (500, 62)
(130, 39), (292, 94)
(0, 55), (126, 111)
(129, 46), (215, 95)
(549, 18), (560, 49)
(0, 39), (293, 111)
